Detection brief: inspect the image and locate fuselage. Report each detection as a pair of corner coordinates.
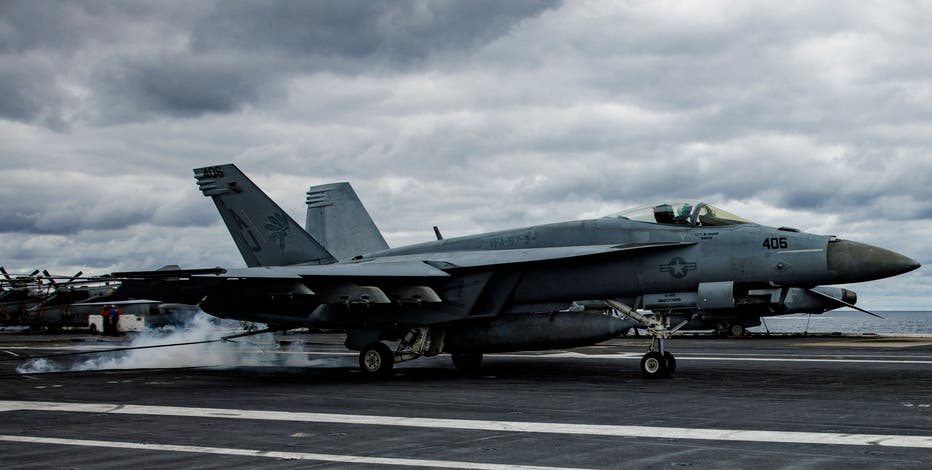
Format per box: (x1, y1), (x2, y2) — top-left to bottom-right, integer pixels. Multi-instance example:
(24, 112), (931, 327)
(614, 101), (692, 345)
(362, 216), (917, 307)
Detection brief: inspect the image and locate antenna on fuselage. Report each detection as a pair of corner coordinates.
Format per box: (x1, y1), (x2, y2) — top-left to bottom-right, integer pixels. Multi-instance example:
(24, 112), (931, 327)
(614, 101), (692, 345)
(433, 226), (443, 240)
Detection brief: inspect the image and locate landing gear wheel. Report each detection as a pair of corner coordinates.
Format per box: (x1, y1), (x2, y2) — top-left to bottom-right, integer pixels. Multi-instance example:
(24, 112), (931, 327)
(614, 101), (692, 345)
(359, 342), (394, 376)
(662, 351), (677, 377)
(729, 324), (746, 337)
(451, 352), (483, 373)
(640, 351), (668, 379)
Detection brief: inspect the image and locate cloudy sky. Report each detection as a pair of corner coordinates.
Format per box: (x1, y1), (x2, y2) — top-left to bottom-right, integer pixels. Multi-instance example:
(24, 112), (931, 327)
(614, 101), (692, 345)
(0, 0), (929, 309)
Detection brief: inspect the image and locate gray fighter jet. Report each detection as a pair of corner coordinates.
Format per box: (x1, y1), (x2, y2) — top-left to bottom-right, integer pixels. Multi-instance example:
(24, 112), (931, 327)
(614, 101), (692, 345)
(305, 187), (866, 338)
(113, 164), (920, 378)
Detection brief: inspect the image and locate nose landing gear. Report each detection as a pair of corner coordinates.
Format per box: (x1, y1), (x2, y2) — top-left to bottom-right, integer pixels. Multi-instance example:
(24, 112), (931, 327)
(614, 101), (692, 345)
(604, 299), (688, 379)
(639, 340), (677, 378)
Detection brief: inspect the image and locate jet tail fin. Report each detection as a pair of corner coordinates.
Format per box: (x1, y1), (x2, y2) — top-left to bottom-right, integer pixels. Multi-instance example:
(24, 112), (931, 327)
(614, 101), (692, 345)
(194, 164), (336, 267)
(305, 182), (389, 260)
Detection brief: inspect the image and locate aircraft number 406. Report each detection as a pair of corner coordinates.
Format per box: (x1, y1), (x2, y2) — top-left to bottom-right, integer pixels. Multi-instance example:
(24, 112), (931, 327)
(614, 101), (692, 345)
(762, 237), (788, 249)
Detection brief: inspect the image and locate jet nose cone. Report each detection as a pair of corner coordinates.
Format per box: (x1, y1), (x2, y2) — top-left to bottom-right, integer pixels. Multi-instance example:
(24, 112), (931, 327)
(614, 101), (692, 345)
(828, 240), (921, 283)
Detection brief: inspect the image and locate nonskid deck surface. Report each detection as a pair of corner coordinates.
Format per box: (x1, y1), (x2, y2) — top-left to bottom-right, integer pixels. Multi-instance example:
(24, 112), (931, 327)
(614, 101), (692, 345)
(1, 332), (931, 469)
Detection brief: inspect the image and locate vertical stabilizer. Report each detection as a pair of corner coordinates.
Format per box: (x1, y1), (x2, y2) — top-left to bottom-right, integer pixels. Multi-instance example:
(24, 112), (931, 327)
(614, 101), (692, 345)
(194, 164), (336, 267)
(305, 182), (389, 260)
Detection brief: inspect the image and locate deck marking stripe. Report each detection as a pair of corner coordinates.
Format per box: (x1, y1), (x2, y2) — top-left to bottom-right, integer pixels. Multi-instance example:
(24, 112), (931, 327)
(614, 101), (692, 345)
(0, 434), (583, 470)
(1, 400), (931, 449)
(496, 353), (932, 364)
(12, 350), (932, 364)
(679, 357), (932, 364)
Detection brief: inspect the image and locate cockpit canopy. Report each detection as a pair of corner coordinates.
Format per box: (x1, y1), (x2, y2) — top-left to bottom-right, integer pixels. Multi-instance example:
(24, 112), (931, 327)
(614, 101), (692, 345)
(609, 201), (755, 227)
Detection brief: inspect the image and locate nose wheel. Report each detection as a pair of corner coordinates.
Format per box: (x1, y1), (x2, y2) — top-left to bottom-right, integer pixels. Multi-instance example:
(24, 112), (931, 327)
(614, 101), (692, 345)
(640, 347), (676, 379)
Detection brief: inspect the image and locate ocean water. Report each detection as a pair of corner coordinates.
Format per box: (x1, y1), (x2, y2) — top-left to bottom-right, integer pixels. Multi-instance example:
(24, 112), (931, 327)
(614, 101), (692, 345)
(748, 311), (932, 335)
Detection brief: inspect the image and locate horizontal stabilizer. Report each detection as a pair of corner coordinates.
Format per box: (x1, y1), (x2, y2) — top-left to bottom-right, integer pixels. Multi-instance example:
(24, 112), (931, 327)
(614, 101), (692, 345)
(112, 268), (227, 279)
(192, 260), (452, 280)
(73, 299), (162, 306)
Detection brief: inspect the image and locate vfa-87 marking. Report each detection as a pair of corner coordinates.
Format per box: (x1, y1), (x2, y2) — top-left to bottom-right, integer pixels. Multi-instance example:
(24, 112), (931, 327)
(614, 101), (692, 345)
(111, 166), (920, 379)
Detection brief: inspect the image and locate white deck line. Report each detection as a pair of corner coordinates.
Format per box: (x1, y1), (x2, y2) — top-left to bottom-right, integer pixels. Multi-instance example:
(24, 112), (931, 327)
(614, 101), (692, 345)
(2, 400), (931, 449)
(0, 434), (589, 470)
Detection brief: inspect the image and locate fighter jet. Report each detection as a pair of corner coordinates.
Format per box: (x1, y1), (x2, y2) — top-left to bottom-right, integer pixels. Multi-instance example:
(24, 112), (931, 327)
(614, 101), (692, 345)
(305, 186), (865, 338)
(112, 164), (920, 378)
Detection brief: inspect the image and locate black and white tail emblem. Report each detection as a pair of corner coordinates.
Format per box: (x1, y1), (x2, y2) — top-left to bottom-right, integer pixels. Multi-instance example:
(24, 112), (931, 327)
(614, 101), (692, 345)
(264, 212), (290, 250)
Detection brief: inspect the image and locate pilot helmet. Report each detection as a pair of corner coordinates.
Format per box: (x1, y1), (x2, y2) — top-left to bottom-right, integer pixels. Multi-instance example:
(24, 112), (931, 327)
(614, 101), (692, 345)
(678, 204), (692, 217)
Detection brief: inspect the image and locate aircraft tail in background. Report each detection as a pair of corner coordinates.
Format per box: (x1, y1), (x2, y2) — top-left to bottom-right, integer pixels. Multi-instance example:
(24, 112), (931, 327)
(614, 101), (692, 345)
(305, 182), (389, 260)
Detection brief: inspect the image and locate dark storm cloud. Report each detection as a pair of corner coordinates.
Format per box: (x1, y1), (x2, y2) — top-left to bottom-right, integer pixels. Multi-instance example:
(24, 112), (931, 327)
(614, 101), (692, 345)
(0, 169), (217, 235)
(0, 1), (199, 125)
(191, 0), (559, 67)
(0, 2), (198, 54)
(0, 202), (152, 235)
(93, 55), (277, 119)
(0, 209), (116, 237)
(0, 0), (558, 125)
(0, 58), (64, 126)
(0, 1), (105, 53)
(124, 0), (559, 117)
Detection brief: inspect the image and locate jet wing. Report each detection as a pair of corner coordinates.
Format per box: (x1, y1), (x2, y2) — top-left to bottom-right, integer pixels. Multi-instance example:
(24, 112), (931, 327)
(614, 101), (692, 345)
(194, 241), (695, 278)
(109, 241), (696, 324)
(369, 241), (696, 270)
(116, 241), (693, 281)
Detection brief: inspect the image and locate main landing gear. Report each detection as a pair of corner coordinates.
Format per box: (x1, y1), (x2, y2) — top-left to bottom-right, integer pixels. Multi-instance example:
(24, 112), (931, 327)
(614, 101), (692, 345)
(359, 342), (394, 376)
(357, 327), (446, 376)
(358, 342), (485, 376)
(604, 300), (689, 379)
(728, 323), (746, 337)
(713, 322), (746, 337)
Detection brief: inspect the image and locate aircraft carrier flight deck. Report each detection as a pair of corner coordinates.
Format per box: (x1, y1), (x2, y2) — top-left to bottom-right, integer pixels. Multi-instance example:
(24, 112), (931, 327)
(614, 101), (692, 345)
(1, 331), (930, 469)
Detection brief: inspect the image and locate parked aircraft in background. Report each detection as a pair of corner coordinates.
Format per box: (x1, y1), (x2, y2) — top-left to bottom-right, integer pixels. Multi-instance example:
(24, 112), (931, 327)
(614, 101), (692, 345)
(0, 268), (207, 333)
(111, 165), (919, 378)
(0, 269), (118, 330)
